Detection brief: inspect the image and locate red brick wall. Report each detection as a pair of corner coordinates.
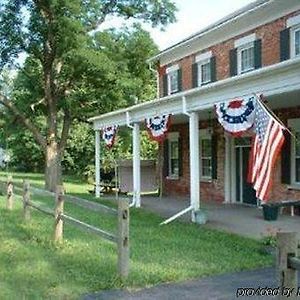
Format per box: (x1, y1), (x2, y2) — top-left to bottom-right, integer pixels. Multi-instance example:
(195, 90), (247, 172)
(162, 107), (300, 206)
(158, 10), (300, 95)
(163, 120), (226, 203)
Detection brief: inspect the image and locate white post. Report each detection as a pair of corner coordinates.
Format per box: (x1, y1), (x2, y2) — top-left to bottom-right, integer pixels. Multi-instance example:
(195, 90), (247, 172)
(189, 112), (200, 222)
(95, 130), (101, 198)
(224, 134), (231, 203)
(133, 123), (141, 207)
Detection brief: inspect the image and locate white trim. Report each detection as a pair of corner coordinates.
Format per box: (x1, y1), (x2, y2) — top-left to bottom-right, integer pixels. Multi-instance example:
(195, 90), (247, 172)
(287, 14), (300, 28)
(189, 112), (200, 222)
(197, 59), (211, 86)
(167, 132), (180, 179)
(89, 57), (300, 128)
(290, 25), (300, 58)
(199, 129), (212, 181)
(234, 33), (256, 48)
(166, 64), (179, 73)
(195, 51), (212, 63)
(167, 70), (179, 95)
(237, 42), (255, 74)
(95, 130), (101, 198)
(133, 123), (141, 207)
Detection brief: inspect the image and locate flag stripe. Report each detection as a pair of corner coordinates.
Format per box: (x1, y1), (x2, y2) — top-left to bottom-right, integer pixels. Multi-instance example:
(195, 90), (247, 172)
(247, 96), (285, 202)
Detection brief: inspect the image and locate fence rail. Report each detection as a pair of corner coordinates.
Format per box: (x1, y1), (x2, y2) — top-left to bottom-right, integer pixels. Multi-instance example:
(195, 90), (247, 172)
(277, 232), (299, 300)
(0, 176), (129, 278)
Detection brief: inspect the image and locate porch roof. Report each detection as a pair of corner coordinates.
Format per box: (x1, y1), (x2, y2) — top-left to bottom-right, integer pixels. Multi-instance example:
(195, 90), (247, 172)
(88, 57), (300, 130)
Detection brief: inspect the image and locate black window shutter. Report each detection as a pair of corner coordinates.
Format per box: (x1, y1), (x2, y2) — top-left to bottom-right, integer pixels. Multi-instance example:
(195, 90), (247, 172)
(177, 69), (182, 92)
(163, 74), (168, 96)
(192, 63), (198, 88)
(211, 134), (218, 180)
(210, 56), (216, 82)
(254, 39), (262, 69)
(229, 48), (237, 76)
(163, 139), (169, 177)
(280, 28), (290, 61)
(281, 129), (291, 184)
(178, 137), (183, 177)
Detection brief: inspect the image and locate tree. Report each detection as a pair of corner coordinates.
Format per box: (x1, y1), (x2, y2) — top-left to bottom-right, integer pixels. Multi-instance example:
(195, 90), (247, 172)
(0, 0), (176, 191)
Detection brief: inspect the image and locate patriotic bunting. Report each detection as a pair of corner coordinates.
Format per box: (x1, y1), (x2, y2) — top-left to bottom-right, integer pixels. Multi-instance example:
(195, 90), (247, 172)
(102, 125), (118, 148)
(145, 115), (170, 142)
(215, 95), (256, 136)
(216, 93), (286, 202)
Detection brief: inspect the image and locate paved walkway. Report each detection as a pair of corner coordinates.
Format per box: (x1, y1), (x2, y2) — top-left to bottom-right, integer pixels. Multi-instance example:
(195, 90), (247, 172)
(83, 267), (299, 300)
(140, 196), (300, 239)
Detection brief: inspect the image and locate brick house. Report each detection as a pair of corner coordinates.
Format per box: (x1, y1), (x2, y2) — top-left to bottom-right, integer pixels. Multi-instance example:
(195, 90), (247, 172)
(89, 0), (300, 221)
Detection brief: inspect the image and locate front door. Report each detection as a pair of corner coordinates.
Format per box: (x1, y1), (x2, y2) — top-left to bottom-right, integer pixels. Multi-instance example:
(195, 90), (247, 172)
(235, 138), (257, 205)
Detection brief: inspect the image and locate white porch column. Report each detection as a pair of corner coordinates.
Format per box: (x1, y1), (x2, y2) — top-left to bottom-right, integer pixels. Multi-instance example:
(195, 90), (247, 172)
(95, 130), (101, 198)
(224, 134), (231, 203)
(133, 123), (141, 207)
(189, 112), (200, 222)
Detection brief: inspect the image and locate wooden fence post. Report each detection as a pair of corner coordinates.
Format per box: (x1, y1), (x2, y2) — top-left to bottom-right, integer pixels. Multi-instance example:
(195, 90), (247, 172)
(54, 185), (64, 242)
(277, 232), (298, 299)
(23, 180), (31, 221)
(6, 176), (13, 210)
(117, 198), (129, 278)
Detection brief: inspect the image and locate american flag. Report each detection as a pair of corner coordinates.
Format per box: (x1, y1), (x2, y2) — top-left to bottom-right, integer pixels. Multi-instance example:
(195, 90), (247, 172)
(248, 96), (285, 202)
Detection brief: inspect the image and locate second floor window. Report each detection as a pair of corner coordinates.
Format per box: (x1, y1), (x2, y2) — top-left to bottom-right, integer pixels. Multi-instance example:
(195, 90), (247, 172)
(168, 70), (179, 94)
(239, 43), (255, 73)
(198, 59), (211, 85)
(291, 26), (300, 58)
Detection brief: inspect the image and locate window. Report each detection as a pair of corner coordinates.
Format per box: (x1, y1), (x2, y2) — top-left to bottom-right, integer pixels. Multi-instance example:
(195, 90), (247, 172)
(199, 130), (212, 180)
(289, 118), (300, 186)
(238, 43), (255, 74)
(195, 51), (212, 86)
(234, 33), (256, 75)
(166, 65), (179, 95)
(168, 132), (179, 178)
(291, 26), (300, 58)
(168, 71), (178, 94)
(198, 59), (211, 85)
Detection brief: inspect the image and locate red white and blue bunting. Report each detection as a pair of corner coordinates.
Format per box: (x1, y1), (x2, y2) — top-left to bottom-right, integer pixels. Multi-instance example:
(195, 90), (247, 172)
(215, 95), (256, 136)
(102, 125), (118, 148)
(145, 114), (171, 142)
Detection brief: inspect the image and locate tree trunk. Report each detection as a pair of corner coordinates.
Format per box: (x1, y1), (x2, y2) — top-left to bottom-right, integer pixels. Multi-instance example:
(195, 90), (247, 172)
(45, 141), (62, 192)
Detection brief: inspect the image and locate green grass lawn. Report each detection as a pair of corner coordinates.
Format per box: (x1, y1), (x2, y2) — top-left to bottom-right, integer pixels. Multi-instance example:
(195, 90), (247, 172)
(0, 171), (273, 299)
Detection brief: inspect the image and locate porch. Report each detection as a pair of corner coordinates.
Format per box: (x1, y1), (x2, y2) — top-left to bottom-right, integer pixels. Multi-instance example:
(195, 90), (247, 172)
(89, 56), (300, 223)
(139, 196), (300, 239)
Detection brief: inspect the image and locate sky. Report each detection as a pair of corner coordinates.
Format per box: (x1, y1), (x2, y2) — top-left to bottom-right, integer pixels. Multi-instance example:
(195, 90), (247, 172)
(101, 0), (256, 51)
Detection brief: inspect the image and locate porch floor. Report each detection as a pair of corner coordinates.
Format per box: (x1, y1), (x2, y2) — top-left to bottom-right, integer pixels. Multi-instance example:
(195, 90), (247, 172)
(139, 196), (300, 239)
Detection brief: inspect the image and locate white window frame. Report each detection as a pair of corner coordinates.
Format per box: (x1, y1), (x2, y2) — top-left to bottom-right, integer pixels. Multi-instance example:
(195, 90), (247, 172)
(199, 129), (212, 181)
(166, 64), (179, 95)
(237, 42), (255, 74)
(167, 132), (180, 179)
(288, 118), (300, 188)
(195, 51), (212, 86)
(235, 33), (256, 75)
(290, 25), (300, 58)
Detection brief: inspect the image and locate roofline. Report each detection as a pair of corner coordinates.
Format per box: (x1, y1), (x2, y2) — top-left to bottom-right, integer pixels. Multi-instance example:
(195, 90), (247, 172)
(147, 0), (272, 64)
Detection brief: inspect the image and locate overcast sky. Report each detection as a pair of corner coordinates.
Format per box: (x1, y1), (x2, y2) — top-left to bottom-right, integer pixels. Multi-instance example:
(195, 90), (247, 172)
(101, 0), (256, 50)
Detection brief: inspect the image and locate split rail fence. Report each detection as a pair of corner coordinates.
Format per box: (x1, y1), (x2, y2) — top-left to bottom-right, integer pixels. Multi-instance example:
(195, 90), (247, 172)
(1, 176), (129, 278)
(277, 232), (300, 300)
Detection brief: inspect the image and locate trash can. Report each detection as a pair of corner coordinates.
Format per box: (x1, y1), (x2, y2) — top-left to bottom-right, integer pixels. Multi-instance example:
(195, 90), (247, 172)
(262, 204), (279, 221)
